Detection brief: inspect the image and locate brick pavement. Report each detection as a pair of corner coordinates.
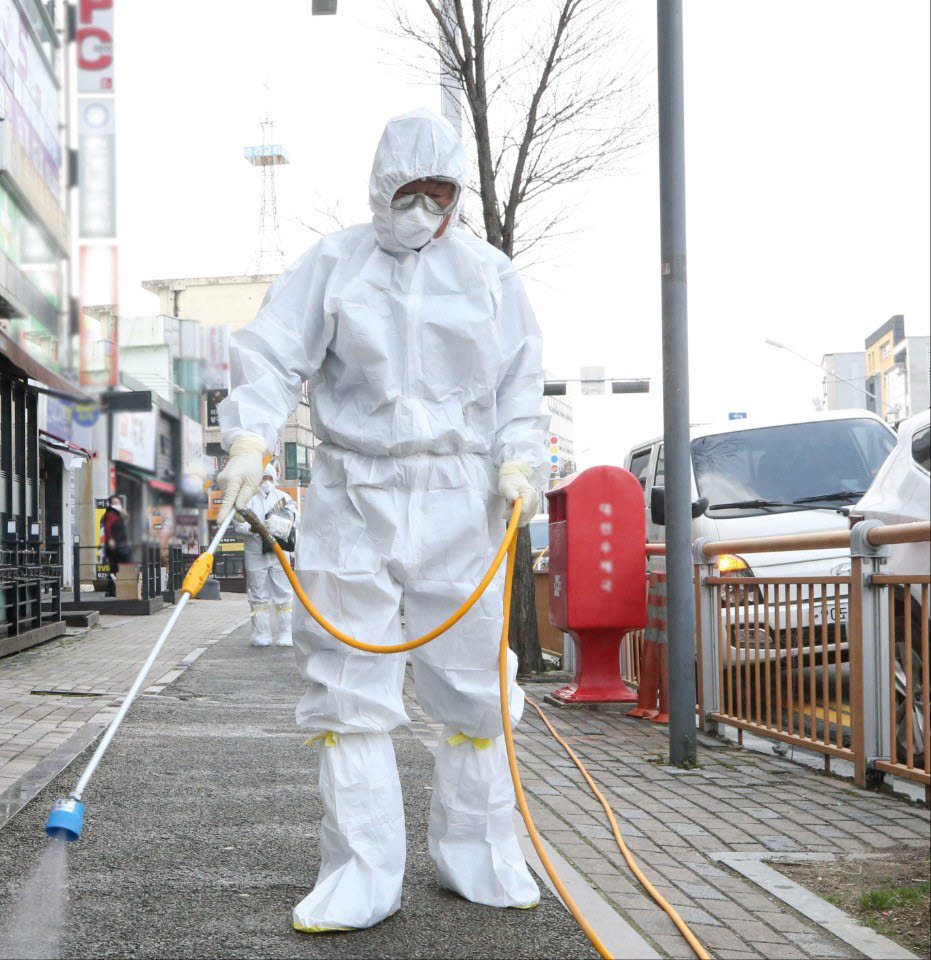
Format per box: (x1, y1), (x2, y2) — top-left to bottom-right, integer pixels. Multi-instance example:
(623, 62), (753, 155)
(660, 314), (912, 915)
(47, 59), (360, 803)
(0, 596), (250, 798)
(405, 678), (929, 959)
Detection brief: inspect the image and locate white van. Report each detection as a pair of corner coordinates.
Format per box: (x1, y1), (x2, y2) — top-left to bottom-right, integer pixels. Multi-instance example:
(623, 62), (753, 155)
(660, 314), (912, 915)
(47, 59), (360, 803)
(624, 410), (897, 657)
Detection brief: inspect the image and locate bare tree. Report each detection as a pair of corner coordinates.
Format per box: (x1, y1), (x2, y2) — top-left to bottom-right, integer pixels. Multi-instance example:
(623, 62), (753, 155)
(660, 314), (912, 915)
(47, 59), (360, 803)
(388, 0), (649, 673)
(389, 0), (649, 262)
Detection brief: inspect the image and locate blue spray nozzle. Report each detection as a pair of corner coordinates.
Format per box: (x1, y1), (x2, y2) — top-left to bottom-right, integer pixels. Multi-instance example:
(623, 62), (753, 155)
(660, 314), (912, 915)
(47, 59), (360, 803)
(45, 798), (85, 842)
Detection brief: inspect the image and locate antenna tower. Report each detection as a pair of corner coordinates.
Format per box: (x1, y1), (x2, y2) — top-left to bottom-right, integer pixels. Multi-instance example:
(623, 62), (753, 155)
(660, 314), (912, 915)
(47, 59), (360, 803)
(244, 112), (289, 274)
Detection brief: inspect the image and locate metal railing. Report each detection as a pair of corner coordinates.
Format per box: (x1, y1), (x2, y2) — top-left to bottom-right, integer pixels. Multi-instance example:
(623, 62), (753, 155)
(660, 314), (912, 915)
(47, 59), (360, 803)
(1, 540), (62, 639)
(695, 520), (930, 796)
(72, 539), (166, 603)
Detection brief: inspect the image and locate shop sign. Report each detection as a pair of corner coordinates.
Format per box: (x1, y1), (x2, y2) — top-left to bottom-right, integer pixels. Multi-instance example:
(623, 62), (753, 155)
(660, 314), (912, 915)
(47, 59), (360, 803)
(111, 407), (157, 471)
(201, 326), (230, 390)
(206, 388), (228, 427)
(76, 0), (114, 93)
(78, 97), (116, 238)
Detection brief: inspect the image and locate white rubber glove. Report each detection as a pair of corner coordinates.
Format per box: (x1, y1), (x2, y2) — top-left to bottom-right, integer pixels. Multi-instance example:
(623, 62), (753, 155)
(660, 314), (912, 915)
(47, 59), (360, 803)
(217, 433), (267, 523)
(498, 460), (539, 527)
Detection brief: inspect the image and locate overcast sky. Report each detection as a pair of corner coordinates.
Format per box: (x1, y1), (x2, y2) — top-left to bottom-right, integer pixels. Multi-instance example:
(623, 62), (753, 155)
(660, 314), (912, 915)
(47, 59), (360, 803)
(113, 0), (930, 467)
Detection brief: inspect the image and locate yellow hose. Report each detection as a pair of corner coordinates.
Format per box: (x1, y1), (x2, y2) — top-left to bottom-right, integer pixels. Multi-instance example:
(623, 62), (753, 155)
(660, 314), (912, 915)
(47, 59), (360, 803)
(253, 506), (518, 655)
(525, 697), (712, 960)
(246, 501), (708, 959)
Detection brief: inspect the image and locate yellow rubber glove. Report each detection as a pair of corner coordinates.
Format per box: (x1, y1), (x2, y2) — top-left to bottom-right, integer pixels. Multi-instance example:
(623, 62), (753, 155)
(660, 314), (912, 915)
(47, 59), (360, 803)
(498, 460), (539, 526)
(217, 433), (266, 523)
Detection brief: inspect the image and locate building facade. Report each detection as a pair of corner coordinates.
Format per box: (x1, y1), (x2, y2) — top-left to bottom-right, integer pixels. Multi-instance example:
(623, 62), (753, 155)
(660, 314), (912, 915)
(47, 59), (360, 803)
(0, 1), (84, 649)
(864, 315), (905, 419)
(889, 336), (930, 420)
(820, 352), (868, 411)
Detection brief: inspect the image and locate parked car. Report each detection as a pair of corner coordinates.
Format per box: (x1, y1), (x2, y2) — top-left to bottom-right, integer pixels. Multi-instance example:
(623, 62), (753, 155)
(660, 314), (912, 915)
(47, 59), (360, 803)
(624, 410), (897, 661)
(850, 408), (929, 765)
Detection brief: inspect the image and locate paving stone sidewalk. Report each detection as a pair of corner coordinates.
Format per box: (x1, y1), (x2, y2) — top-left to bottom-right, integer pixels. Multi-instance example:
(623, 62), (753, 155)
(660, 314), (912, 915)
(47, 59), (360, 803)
(0, 596), (250, 799)
(406, 681), (930, 960)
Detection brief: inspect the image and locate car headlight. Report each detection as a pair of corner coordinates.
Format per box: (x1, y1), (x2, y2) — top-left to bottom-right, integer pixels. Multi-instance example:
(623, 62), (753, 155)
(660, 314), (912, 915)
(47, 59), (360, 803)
(717, 554), (753, 577)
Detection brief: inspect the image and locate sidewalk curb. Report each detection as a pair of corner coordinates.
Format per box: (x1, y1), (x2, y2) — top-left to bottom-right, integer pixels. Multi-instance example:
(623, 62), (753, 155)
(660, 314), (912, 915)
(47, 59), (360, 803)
(0, 720), (105, 832)
(711, 851), (919, 960)
(515, 815), (661, 959)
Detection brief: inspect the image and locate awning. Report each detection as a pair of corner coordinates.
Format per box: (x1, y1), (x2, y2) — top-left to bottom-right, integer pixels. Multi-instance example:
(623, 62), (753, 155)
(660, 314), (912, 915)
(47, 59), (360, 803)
(116, 462), (175, 494)
(39, 430), (94, 461)
(0, 329), (93, 403)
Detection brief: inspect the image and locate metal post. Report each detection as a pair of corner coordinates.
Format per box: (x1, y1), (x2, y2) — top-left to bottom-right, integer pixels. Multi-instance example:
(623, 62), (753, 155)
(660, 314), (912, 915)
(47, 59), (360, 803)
(851, 520), (892, 775)
(693, 539), (720, 731)
(439, 0), (462, 137)
(73, 535), (81, 604)
(656, 0), (697, 765)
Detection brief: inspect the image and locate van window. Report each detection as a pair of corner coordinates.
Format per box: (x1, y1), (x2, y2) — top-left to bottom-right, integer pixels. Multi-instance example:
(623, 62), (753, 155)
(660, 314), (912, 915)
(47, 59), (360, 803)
(691, 418), (896, 517)
(912, 426), (931, 473)
(627, 448), (653, 492)
(654, 445), (665, 487)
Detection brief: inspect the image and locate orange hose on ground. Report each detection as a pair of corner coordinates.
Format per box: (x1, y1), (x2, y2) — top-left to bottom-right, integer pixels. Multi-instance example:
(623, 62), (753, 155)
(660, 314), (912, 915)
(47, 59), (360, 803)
(525, 697), (711, 960)
(497, 531), (613, 959)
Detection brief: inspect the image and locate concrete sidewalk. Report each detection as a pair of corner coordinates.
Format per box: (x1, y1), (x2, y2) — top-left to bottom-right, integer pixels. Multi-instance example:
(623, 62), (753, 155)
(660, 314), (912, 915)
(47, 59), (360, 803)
(0, 596), (250, 805)
(504, 694), (929, 959)
(0, 601), (928, 958)
(0, 630), (597, 959)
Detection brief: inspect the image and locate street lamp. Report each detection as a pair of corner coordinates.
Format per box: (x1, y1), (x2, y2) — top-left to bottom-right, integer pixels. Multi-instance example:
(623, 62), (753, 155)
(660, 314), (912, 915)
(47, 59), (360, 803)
(762, 338), (888, 414)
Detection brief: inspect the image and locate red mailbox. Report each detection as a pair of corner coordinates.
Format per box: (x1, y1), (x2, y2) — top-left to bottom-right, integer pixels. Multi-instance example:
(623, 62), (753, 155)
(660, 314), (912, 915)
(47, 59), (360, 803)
(545, 466), (646, 704)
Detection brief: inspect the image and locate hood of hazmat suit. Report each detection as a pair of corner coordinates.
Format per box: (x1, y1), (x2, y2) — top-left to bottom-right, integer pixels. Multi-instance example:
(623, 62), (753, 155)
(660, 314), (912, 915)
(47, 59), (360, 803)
(369, 109), (467, 253)
(219, 109), (546, 933)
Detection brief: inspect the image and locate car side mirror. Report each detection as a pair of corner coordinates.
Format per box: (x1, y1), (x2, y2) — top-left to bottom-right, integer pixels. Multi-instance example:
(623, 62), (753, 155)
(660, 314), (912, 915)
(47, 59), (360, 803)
(651, 486), (707, 525)
(650, 486), (665, 526)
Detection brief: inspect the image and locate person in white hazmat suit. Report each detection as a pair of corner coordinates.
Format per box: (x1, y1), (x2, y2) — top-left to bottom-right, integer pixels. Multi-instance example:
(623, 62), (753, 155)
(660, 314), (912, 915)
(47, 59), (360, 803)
(216, 108), (549, 933)
(231, 461), (298, 647)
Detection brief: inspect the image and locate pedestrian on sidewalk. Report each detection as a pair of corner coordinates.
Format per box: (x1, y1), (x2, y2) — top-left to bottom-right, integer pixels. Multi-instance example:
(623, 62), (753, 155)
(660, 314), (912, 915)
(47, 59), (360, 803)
(232, 461), (298, 647)
(101, 495), (131, 598)
(216, 108), (548, 934)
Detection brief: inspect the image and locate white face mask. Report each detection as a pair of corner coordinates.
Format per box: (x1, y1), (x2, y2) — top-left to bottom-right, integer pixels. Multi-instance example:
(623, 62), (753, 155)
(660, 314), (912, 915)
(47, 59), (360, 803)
(260, 480), (274, 496)
(391, 205), (445, 250)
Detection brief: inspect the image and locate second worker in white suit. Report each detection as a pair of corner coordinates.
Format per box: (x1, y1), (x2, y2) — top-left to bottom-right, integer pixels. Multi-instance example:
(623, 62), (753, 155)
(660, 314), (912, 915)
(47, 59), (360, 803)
(232, 461), (298, 647)
(217, 109), (548, 933)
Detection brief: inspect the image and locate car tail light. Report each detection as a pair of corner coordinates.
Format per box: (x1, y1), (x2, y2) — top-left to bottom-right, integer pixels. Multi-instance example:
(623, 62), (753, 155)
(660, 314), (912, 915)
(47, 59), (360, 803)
(848, 511), (865, 530)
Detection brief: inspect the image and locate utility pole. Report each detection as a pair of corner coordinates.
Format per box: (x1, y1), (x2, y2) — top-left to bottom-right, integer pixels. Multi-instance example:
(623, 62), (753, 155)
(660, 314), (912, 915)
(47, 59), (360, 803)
(439, 0), (463, 137)
(656, 0), (697, 766)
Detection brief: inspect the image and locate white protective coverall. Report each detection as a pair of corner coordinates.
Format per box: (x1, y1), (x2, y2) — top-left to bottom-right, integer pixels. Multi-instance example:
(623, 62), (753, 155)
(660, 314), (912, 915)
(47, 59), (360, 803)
(218, 109), (549, 932)
(232, 466), (298, 647)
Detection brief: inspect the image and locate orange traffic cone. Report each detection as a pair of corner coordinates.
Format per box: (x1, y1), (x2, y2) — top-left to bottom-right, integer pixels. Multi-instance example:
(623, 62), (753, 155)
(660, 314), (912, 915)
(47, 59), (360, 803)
(628, 635), (659, 718)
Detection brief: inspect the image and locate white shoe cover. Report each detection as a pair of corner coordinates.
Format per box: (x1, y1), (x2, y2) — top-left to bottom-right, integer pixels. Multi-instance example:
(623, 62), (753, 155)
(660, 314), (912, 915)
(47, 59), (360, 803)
(274, 606), (293, 647)
(293, 732), (406, 932)
(428, 727), (539, 908)
(250, 609), (272, 647)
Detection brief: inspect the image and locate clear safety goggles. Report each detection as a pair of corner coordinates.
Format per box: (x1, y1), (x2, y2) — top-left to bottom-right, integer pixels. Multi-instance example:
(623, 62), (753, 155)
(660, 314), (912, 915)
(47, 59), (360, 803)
(389, 177), (460, 215)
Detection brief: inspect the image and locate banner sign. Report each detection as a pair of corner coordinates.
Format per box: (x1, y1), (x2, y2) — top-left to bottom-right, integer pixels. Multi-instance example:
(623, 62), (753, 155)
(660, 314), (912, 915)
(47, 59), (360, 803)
(111, 407), (157, 471)
(0, 0), (61, 193)
(78, 97), (116, 238)
(76, 0), (114, 93)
